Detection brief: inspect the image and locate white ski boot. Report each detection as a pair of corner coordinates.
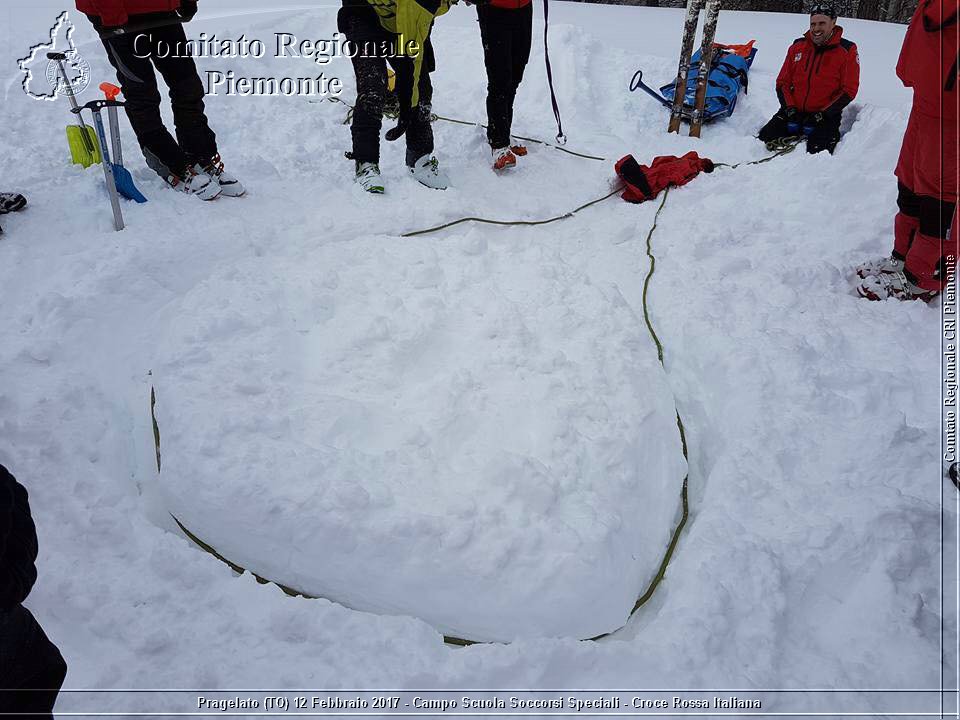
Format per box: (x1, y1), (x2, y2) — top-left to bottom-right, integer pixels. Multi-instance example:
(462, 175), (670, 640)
(158, 164), (221, 201)
(408, 154), (449, 190)
(356, 161), (385, 194)
(204, 154), (246, 197)
(856, 270), (938, 302)
(855, 255), (904, 279)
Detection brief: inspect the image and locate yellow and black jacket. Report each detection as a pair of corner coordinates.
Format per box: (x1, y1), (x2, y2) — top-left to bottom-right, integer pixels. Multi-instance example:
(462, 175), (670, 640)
(365, 0), (452, 105)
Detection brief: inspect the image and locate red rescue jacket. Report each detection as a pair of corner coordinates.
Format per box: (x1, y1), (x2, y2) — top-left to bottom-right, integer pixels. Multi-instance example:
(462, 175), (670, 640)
(897, 0), (959, 120)
(489, 0), (531, 8)
(775, 26), (859, 114)
(615, 152), (714, 204)
(75, 0), (182, 28)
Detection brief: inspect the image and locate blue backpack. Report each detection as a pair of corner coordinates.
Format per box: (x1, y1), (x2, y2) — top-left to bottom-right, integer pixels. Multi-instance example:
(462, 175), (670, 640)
(631, 43), (758, 123)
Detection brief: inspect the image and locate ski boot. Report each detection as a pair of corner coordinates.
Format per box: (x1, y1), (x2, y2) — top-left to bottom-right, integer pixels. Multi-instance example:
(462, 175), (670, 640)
(409, 154), (449, 190)
(854, 255), (904, 279)
(0, 193), (27, 214)
(356, 161), (385, 194)
(492, 146), (517, 172)
(204, 154), (246, 197)
(856, 270), (938, 302)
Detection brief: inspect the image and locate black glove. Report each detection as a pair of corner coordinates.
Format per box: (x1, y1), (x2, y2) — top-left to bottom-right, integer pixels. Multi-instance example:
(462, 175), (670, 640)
(177, 0), (198, 22)
(808, 111), (825, 125)
(783, 106), (798, 121)
(385, 117), (408, 142)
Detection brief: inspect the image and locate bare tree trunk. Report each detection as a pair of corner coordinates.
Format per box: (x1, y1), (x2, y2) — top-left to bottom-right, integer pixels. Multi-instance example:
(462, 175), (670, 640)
(561, 0), (912, 20)
(857, 0), (879, 18)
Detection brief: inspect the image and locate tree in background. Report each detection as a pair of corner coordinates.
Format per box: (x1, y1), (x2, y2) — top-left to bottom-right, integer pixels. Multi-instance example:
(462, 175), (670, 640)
(570, 0), (914, 22)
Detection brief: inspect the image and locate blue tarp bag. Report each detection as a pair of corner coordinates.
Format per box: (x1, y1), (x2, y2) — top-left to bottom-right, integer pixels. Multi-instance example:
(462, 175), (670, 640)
(631, 43), (758, 123)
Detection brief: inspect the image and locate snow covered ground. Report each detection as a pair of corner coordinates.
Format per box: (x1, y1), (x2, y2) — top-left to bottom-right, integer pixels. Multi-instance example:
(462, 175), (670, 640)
(1, 0), (957, 715)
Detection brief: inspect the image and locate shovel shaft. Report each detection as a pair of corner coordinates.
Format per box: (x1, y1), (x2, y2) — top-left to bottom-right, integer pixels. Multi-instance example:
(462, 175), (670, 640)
(53, 58), (97, 157)
(106, 104), (123, 166)
(90, 109), (125, 231)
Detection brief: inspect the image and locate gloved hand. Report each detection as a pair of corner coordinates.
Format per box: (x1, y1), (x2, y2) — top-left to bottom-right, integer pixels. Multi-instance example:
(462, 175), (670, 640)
(783, 106), (799, 121)
(385, 117), (408, 142)
(800, 111), (824, 136)
(177, 0), (198, 21)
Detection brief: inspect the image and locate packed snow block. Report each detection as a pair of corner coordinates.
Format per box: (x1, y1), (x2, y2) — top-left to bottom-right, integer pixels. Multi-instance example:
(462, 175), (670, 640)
(153, 235), (687, 642)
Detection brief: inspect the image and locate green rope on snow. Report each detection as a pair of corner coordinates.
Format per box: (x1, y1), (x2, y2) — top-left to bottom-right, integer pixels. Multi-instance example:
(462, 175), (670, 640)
(323, 97), (606, 163)
(713, 136), (804, 169)
(401, 188), (621, 238)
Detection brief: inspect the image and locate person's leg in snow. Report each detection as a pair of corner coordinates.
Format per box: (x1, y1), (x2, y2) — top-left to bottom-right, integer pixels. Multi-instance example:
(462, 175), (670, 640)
(340, 3), (390, 192)
(477, 2), (532, 171)
(858, 105), (958, 300)
(92, 14), (241, 199)
(757, 110), (794, 146)
(804, 113), (841, 154)
(0, 464), (68, 720)
(98, 22), (187, 175)
(146, 23), (245, 197)
(396, 41), (436, 168)
(0, 606), (68, 720)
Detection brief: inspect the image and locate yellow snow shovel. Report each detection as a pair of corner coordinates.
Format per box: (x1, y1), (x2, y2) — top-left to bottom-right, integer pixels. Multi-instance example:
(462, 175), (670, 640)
(48, 52), (101, 167)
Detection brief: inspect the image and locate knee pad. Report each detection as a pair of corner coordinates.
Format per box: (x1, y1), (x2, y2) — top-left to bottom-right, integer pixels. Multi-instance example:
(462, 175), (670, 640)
(919, 195), (956, 239)
(896, 182), (921, 218)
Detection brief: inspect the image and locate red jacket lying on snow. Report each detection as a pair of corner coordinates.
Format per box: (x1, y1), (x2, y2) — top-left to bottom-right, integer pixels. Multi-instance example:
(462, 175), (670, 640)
(75, 0), (183, 28)
(615, 152), (714, 204)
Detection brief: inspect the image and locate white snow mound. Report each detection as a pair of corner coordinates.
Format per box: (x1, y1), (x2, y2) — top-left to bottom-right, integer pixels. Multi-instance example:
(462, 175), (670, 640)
(153, 230), (687, 642)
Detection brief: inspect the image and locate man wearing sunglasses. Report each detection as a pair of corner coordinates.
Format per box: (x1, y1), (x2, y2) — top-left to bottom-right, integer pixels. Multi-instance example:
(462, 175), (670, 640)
(758, 3), (860, 155)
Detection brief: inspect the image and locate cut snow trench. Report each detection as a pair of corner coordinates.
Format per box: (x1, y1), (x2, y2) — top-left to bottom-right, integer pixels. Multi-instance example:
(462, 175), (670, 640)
(148, 131), (803, 644)
(149, 181), (693, 644)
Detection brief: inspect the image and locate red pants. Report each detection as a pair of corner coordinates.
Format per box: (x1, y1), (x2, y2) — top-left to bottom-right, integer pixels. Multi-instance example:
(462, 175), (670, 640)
(893, 107), (959, 292)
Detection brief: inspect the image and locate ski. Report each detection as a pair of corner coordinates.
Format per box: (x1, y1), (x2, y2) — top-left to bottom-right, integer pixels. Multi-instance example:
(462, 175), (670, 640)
(689, 0), (722, 137)
(668, 0), (703, 134)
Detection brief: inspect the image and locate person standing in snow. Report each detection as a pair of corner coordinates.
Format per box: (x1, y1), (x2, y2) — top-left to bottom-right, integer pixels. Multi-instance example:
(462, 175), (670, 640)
(77, 0), (245, 200)
(757, 4), (859, 155)
(469, 0), (532, 172)
(339, 0), (452, 193)
(0, 192), (27, 235)
(856, 0), (958, 301)
(0, 464), (67, 720)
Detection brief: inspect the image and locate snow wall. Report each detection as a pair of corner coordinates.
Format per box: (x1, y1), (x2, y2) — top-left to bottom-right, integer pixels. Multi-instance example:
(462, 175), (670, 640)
(153, 234), (687, 642)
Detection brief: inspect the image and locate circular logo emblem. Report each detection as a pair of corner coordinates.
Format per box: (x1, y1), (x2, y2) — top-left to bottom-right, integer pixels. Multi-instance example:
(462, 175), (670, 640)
(46, 53), (91, 97)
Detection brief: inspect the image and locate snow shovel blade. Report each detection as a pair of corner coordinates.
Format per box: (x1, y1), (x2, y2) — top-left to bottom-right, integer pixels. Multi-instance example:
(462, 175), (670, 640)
(66, 125), (101, 167)
(110, 162), (147, 203)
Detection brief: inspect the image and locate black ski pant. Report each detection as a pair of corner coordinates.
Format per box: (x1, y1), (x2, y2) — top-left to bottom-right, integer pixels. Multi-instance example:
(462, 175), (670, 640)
(338, 3), (434, 167)
(758, 108), (841, 155)
(477, 2), (533, 150)
(0, 605), (67, 719)
(93, 14), (218, 177)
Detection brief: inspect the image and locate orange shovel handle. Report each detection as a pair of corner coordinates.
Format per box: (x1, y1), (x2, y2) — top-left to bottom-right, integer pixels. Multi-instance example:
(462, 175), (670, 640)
(99, 82), (122, 101)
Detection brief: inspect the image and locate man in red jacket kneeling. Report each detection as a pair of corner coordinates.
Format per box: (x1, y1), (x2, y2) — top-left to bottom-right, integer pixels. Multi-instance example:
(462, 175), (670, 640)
(758, 3), (860, 155)
(76, 0), (245, 200)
